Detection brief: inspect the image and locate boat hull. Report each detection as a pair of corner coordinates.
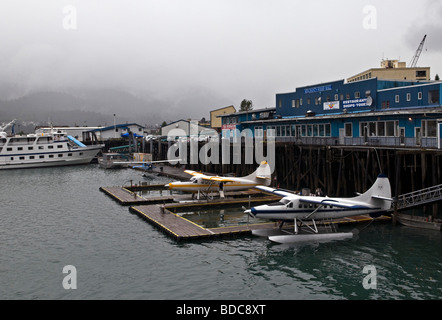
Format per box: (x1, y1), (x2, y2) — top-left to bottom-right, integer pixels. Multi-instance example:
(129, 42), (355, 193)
(0, 147), (101, 170)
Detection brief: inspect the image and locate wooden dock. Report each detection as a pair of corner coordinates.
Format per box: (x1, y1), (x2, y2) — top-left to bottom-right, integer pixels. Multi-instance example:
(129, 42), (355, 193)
(130, 204), (278, 241)
(129, 204), (390, 242)
(100, 183), (391, 242)
(99, 186), (174, 205)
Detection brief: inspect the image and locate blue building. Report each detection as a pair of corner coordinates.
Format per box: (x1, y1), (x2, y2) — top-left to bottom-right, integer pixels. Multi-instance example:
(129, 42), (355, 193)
(221, 78), (442, 149)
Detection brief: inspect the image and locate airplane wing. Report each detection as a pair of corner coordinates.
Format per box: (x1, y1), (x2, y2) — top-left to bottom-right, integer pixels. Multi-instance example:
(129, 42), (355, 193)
(184, 170), (203, 176)
(255, 186), (296, 198)
(299, 197), (372, 209)
(113, 159), (180, 165)
(201, 176), (236, 182)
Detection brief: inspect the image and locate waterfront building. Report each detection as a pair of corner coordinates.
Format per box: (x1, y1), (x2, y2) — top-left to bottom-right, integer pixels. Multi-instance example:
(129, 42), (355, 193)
(87, 123), (145, 141)
(347, 59), (431, 83)
(220, 77), (442, 149)
(210, 105), (236, 132)
(161, 119), (208, 138)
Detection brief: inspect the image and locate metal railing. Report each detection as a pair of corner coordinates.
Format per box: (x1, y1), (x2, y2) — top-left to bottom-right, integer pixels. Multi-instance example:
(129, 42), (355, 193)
(394, 184), (442, 211)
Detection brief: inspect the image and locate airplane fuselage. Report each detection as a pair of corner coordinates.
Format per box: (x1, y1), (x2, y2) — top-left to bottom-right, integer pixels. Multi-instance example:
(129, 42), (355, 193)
(166, 178), (261, 193)
(249, 196), (385, 221)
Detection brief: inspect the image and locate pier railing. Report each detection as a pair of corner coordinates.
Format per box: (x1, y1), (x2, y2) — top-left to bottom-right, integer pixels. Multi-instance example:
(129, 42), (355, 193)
(273, 136), (438, 149)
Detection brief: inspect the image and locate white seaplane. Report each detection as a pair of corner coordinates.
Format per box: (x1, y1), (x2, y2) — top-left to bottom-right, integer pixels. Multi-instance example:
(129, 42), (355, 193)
(244, 174), (393, 244)
(165, 161), (272, 199)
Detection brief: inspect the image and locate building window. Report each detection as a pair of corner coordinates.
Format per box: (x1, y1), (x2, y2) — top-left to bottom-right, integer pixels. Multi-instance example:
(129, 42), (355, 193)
(428, 90), (440, 104)
(407, 93), (411, 101)
(386, 121), (396, 137)
(395, 95), (400, 103)
(416, 70), (427, 78)
(355, 92), (360, 99)
(344, 123), (352, 137)
(422, 120), (437, 137)
(418, 92), (423, 100)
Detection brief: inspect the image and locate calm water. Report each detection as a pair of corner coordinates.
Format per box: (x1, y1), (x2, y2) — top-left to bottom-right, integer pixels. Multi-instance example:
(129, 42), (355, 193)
(1, 165), (441, 300)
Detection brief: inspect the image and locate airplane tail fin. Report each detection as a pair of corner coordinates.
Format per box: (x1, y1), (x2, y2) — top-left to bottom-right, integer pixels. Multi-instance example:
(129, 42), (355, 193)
(354, 174), (393, 215)
(245, 161), (272, 186)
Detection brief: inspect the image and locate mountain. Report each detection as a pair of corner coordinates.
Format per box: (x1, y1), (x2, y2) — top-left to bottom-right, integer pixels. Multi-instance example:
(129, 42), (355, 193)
(0, 85), (233, 133)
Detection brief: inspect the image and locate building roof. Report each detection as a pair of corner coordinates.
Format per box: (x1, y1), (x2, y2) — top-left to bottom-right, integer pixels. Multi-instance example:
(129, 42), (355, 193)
(217, 107), (276, 118)
(87, 123), (145, 132)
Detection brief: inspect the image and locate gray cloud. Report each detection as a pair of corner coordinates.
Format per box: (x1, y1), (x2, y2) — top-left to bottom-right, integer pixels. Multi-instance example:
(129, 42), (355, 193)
(0, 0), (440, 123)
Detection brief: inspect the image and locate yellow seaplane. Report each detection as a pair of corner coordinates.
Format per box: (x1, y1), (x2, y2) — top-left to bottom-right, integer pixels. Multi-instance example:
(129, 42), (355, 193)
(165, 161), (272, 199)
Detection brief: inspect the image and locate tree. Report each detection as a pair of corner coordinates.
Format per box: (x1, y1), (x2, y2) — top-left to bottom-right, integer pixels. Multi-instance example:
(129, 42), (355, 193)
(239, 99), (253, 112)
(435, 74), (440, 81)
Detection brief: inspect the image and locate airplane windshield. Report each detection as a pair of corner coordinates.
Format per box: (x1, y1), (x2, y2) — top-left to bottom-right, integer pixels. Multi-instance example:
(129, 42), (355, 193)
(268, 199), (290, 206)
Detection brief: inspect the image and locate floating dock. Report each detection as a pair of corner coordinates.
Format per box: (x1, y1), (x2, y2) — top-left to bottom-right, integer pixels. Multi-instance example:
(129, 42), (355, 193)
(99, 185), (174, 205)
(100, 184), (391, 242)
(129, 204), (390, 241)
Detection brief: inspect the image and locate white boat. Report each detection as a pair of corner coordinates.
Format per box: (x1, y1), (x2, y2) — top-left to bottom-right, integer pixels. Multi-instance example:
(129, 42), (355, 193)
(397, 213), (442, 231)
(98, 153), (130, 169)
(0, 122), (103, 169)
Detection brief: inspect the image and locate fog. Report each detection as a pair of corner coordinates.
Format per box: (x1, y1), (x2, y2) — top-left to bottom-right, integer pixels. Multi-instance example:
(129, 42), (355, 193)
(0, 0), (441, 125)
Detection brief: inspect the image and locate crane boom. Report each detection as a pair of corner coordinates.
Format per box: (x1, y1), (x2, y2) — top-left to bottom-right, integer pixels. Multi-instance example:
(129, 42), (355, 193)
(409, 34), (427, 68)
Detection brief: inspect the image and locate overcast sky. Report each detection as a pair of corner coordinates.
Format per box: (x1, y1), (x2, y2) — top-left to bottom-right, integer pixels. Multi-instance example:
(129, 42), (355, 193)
(0, 0), (441, 114)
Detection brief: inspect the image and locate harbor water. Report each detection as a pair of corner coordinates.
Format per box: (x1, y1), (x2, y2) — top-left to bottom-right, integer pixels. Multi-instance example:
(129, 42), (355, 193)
(1, 165), (441, 300)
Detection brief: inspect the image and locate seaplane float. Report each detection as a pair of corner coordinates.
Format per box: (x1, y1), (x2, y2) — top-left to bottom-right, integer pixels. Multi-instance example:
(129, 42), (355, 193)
(244, 174), (393, 244)
(165, 161), (272, 199)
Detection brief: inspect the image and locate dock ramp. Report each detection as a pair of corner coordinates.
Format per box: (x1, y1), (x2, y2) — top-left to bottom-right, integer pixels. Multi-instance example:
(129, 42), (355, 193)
(392, 184), (442, 212)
